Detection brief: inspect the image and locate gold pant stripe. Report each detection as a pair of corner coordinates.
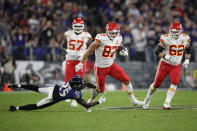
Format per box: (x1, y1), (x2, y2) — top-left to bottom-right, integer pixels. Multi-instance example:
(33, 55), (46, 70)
(169, 88), (176, 92)
(128, 91), (133, 95)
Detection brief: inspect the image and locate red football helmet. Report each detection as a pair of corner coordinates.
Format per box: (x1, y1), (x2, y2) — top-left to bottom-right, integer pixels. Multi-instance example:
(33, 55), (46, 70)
(169, 22), (182, 39)
(72, 18), (84, 33)
(106, 22), (120, 40)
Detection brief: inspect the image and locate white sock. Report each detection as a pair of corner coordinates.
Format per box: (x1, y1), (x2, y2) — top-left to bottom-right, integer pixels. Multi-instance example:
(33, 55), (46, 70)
(146, 83), (156, 99)
(165, 84), (177, 104)
(125, 83), (134, 99)
(16, 106), (19, 110)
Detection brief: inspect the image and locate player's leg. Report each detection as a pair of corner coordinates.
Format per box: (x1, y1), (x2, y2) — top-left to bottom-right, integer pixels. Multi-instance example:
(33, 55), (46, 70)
(64, 60), (76, 104)
(8, 84), (40, 92)
(87, 66), (109, 112)
(163, 64), (181, 110)
(9, 97), (56, 111)
(71, 61), (87, 107)
(143, 61), (169, 109)
(65, 60), (75, 83)
(9, 86), (56, 111)
(108, 63), (144, 105)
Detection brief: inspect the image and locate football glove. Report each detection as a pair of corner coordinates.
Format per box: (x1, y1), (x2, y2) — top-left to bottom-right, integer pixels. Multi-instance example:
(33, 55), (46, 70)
(98, 96), (106, 104)
(164, 55), (177, 64)
(119, 47), (128, 56)
(75, 63), (83, 72)
(183, 59), (189, 69)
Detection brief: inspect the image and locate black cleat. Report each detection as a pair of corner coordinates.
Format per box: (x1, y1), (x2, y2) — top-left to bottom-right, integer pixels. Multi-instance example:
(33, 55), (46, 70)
(8, 105), (17, 112)
(8, 84), (18, 89)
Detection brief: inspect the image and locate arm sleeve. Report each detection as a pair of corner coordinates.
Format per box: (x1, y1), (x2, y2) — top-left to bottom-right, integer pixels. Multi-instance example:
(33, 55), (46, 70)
(76, 98), (99, 108)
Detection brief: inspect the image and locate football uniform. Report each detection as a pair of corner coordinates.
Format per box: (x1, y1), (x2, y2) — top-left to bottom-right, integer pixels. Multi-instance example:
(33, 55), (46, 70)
(154, 34), (191, 87)
(94, 33), (130, 92)
(64, 30), (92, 82)
(53, 83), (82, 102)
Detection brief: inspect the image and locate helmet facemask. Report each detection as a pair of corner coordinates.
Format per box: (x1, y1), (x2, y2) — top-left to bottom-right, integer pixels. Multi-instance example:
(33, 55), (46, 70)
(72, 18), (84, 34)
(72, 24), (84, 34)
(169, 22), (182, 39)
(106, 22), (120, 40)
(106, 30), (120, 40)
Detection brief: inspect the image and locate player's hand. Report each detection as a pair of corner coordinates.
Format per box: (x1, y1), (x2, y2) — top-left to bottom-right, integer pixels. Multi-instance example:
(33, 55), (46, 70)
(183, 59), (189, 69)
(119, 47), (128, 56)
(98, 96), (106, 104)
(164, 55), (176, 64)
(75, 63), (83, 72)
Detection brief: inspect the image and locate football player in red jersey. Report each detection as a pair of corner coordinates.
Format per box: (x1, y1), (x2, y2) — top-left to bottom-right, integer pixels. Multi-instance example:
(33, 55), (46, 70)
(143, 22), (192, 110)
(75, 22), (144, 112)
(60, 18), (92, 107)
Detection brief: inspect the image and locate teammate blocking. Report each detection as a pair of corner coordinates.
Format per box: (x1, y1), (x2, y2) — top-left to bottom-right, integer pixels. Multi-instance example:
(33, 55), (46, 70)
(143, 22), (191, 110)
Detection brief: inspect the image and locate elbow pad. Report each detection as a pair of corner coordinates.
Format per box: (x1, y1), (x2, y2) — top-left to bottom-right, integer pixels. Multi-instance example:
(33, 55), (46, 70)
(185, 46), (191, 54)
(155, 45), (165, 56)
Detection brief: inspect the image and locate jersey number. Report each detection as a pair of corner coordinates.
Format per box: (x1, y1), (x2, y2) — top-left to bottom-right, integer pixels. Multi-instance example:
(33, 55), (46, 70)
(169, 45), (184, 56)
(102, 46), (118, 57)
(69, 39), (84, 51)
(59, 85), (69, 97)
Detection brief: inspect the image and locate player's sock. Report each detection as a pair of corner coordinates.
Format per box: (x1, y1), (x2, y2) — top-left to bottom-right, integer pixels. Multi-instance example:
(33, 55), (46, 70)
(21, 85), (39, 92)
(143, 83), (156, 109)
(164, 84), (177, 107)
(146, 83), (156, 99)
(125, 82), (134, 99)
(18, 104), (38, 110)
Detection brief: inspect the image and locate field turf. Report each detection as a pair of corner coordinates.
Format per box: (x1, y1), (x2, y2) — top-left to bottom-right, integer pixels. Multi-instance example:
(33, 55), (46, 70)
(0, 90), (197, 131)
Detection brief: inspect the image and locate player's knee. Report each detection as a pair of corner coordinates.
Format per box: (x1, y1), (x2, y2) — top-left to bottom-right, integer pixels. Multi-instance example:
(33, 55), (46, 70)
(123, 80), (130, 85)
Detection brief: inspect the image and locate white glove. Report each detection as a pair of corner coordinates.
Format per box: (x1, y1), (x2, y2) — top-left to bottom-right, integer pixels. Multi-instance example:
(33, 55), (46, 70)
(164, 55), (177, 64)
(75, 63), (83, 72)
(98, 96), (106, 104)
(119, 47), (128, 56)
(183, 59), (189, 68)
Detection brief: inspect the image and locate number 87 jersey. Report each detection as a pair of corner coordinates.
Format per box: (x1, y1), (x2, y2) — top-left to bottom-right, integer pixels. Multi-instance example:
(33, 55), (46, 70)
(160, 34), (191, 65)
(95, 33), (122, 68)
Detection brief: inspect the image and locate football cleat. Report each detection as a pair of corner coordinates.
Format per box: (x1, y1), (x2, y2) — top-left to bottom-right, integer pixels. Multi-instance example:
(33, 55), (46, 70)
(163, 102), (172, 110)
(71, 100), (78, 107)
(8, 105), (16, 112)
(131, 97), (144, 106)
(143, 97), (151, 109)
(8, 84), (19, 89)
(65, 99), (71, 103)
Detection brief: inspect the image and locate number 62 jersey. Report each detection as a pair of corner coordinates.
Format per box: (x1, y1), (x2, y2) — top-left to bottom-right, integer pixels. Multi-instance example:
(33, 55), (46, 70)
(95, 33), (122, 68)
(160, 34), (191, 65)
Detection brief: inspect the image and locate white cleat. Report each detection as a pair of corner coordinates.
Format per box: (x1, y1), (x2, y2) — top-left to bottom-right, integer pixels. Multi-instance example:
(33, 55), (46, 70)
(86, 98), (93, 112)
(65, 99), (71, 103)
(143, 97), (151, 109)
(71, 100), (78, 107)
(163, 102), (172, 110)
(131, 98), (145, 106)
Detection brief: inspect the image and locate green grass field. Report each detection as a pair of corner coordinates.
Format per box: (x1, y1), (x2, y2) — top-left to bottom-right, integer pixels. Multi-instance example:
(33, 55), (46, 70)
(0, 90), (197, 131)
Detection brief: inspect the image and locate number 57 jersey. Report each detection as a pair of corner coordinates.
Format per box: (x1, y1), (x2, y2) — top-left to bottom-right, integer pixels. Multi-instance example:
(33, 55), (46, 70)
(64, 30), (92, 60)
(160, 34), (191, 65)
(95, 33), (122, 68)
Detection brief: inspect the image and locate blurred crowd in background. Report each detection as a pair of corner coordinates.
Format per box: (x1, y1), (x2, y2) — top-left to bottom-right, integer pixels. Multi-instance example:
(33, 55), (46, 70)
(0, 0), (197, 87)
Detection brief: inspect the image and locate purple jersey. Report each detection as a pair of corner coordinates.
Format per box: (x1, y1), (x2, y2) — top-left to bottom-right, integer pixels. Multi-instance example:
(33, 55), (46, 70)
(53, 83), (82, 102)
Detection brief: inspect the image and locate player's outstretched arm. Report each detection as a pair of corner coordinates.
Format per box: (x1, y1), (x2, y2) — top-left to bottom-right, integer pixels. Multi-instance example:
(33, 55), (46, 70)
(80, 40), (100, 64)
(76, 96), (105, 108)
(84, 81), (96, 89)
